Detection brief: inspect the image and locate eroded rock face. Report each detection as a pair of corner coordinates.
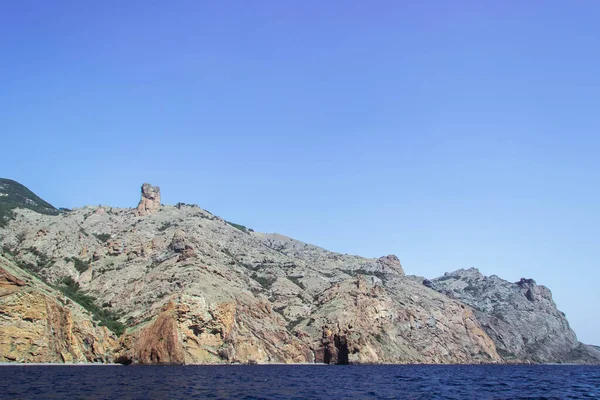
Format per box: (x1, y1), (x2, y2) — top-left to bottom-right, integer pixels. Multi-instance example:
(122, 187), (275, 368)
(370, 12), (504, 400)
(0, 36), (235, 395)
(168, 230), (195, 261)
(303, 276), (499, 364)
(429, 268), (598, 363)
(130, 302), (185, 364)
(135, 183), (161, 216)
(0, 266), (26, 297)
(115, 296), (312, 365)
(0, 256), (116, 363)
(378, 254), (404, 275)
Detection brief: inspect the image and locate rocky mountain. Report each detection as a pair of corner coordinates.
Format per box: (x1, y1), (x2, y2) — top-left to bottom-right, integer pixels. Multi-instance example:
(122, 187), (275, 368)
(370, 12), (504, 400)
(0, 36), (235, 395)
(0, 178), (58, 227)
(0, 180), (597, 364)
(426, 269), (600, 363)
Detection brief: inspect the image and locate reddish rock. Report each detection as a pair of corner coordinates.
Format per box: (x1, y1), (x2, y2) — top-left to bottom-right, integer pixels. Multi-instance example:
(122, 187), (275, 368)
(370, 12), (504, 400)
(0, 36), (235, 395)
(135, 183), (161, 216)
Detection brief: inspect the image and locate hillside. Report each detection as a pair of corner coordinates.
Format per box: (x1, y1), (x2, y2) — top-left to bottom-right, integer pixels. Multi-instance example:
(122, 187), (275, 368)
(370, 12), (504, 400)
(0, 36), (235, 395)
(0, 179), (597, 364)
(0, 178), (58, 227)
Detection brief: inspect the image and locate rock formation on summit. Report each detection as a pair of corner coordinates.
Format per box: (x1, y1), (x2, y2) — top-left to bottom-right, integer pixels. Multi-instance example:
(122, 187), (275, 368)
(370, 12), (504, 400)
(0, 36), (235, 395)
(135, 183), (161, 216)
(377, 254), (404, 275)
(0, 179), (598, 365)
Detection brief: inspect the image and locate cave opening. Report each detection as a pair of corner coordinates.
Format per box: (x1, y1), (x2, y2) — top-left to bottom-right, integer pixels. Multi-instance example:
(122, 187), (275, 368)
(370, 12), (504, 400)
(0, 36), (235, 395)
(334, 335), (349, 365)
(323, 334), (349, 365)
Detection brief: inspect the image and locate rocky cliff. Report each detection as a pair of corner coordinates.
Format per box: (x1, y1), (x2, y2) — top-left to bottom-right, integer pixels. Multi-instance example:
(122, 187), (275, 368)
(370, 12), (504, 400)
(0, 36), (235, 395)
(0, 180), (597, 364)
(0, 255), (115, 363)
(426, 268), (600, 363)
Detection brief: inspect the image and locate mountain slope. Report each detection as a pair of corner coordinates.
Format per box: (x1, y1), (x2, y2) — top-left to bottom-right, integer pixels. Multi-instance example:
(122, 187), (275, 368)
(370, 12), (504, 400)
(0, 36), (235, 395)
(0, 178), (57, 227)
(0, 254), (115, 362)
(426, 268), (599, 363)
(0, 180), (597, 364)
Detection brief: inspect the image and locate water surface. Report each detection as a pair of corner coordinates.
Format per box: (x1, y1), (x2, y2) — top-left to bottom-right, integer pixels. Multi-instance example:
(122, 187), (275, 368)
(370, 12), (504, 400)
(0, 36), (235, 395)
(1, 364), (599, 399)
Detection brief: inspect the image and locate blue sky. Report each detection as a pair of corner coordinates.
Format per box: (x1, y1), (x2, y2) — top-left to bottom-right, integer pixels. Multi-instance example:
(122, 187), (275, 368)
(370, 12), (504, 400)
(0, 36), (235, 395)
(1, 1), (599, 344)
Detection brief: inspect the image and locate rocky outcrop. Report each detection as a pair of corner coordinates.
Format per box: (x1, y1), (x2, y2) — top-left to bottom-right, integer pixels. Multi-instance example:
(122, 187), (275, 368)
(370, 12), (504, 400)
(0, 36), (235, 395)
(118, 302), (185, 364)
(303, 276), (499, 364)
(0, 266), (26, 297)
(378, 254), (404, 275)
(168, 230), (195, 261)
(115, 295), (311, 365)
(135, 183), (161, 216)
(0, 256), (116, 363)
(428, 268), (599, 363)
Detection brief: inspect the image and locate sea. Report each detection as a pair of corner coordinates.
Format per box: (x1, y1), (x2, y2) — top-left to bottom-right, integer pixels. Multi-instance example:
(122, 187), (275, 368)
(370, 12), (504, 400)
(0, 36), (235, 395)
(1, 364), (599, 399)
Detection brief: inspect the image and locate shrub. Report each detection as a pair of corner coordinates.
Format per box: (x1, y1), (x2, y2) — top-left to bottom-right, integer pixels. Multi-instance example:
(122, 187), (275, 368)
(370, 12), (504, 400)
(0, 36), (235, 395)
(94, 233), (111, 243)
(56, 277), (126, 336)
(225, 220), (250, 233)
(64, 257), (91, 273)
(252, 273), (275, 290)
(287, 276), (306, 290)
(158, 221), (174, 232)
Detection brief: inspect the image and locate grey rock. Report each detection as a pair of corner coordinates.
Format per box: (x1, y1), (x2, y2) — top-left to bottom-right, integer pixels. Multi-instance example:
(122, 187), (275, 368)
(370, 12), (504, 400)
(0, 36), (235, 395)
(0, 180), (598, 364)
(429, 268), (599, 363)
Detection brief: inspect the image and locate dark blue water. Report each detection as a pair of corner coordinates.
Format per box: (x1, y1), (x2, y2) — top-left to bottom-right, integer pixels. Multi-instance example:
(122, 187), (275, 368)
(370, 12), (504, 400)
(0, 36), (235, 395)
(0, 365), (599, 399)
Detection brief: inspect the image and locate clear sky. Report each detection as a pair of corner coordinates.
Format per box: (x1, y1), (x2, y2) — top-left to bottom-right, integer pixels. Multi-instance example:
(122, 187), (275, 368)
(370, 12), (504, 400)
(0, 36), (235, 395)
(1, 1), (599, 344)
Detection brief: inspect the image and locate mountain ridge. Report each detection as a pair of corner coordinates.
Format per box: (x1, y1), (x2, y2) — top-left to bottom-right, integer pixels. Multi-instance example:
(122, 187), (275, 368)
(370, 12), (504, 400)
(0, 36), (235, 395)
(0, 178), (58, 227)
(0, 179), (597, 364)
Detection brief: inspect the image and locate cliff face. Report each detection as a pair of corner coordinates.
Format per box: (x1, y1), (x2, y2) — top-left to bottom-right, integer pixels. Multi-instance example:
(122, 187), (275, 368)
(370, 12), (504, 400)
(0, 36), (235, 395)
(427, 268), (599, 363)
(0, 256), (115, 363)
(0, 180), (597, 364)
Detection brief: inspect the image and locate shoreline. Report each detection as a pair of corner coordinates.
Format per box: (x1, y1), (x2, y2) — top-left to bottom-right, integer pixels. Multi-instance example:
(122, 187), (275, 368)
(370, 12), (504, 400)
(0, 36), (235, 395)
(0, 362), (591, 367)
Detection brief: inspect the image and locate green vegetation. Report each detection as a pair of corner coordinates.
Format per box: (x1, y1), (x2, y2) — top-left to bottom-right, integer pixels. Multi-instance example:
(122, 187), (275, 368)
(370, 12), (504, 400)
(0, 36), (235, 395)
(175, 202), (199, 209)
(4, 244), (125, 336)
(14, 258), (42, 276)
(24, 247), (55, 271)
(93, 233), (111, 243)
(64, 256), (91, 273)
(225, 220), (250, 233)
(0, 178), (58, 227)
(286, 318), (303, 331)
(57, 277), (126, 336)
(496, 348), (516, 359)
(341, 268), (387, 281)
(157, 221), (174, 232)
(464, 284), (479, 293)
(251, 273), (276, 290)
(287, 276), (306, 290)
(0, 209), (15, 228)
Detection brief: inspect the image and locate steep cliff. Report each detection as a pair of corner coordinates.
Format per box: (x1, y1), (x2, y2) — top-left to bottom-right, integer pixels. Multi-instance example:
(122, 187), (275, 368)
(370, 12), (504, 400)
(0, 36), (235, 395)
(427, 268), (599, 363)
(0, 255), (115, 363)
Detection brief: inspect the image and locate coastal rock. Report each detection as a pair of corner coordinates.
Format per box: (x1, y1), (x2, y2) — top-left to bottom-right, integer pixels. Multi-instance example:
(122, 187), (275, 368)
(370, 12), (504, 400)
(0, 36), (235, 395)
(135, 183), (161, 216)
(0, 179), (597, 365)
(429, 268), (599, 363)
(302, 275), (499, 364)
(115, 296), (311, 365)
(0, 256), (116, 363)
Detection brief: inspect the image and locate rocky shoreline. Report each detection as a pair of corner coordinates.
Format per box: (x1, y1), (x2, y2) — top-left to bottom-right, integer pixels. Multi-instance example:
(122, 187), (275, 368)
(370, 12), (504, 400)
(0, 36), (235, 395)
(1, 181), (598, 365)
